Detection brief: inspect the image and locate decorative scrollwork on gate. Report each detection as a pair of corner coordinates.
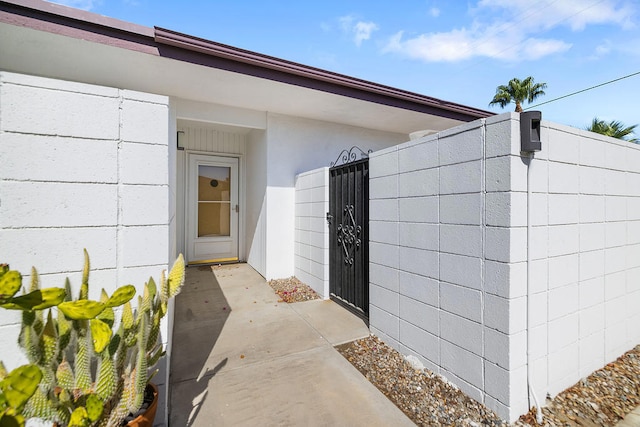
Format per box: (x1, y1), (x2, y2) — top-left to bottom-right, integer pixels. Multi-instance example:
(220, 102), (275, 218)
(330, 146), (372, 167)
(337, 205), (361, 265)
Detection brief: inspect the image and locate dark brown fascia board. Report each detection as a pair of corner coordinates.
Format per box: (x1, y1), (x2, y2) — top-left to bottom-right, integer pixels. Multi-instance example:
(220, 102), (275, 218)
(0, 0), (494, 122)
(2, 0), (152, 36)
(0, 0), (157, 53)
(154, 27), (494, 122)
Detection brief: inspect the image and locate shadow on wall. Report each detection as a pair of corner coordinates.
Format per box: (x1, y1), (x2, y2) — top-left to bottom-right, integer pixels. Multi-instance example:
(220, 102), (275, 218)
(169, 266), (230, 426)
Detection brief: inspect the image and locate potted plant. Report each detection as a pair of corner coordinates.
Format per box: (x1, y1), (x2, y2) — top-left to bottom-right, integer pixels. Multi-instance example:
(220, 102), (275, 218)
(0, 250), (185, 427)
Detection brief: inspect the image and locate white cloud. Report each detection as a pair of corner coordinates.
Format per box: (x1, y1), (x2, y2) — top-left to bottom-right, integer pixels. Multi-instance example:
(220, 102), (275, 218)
(383, 27), (571, 62)
(520, 38), (573, 60)
(591, 37), (640, 58)
(478, 0), (636, 31)
(385, 30), (473, 62)
(353, 21), (379, 46)
(593, 40), (613, 58)
(339, 15), (379, 46)
(339, 15), (355, 32)
(47, 0), (100, 11)
(382, 0), (633, 62)
(429, 7), (441, 18)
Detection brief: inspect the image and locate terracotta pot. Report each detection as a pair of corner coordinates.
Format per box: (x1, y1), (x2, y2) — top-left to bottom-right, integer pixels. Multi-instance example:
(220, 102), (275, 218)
(127, 383), (158, 427)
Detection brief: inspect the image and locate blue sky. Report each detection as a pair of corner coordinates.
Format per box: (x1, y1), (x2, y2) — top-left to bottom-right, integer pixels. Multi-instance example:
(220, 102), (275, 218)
(52, 0), (639, 133)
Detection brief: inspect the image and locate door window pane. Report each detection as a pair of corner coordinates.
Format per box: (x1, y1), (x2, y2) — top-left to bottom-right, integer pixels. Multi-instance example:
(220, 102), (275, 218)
(198, 203), (230, 237)
(198, 166), (230, 201)
(198, 165), (231, 237)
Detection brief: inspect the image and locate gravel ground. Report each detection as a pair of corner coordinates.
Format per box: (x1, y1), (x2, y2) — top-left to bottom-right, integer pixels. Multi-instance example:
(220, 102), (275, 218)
(337, 335), (640, 427)
(517, 346), (640, 426)
(337, 335), (508, 426)
(267, 276), (320, 303)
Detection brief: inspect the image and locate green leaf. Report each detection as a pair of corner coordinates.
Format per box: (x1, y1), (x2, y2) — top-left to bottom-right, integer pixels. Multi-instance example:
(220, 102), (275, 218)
(147, 277), (157, 301)
(0, 264), (9, 279)
(57, 310), (72, 354)
(167, 254), (185, 299)
(90, 318), (112, 354)
(28, 267), (40, 292)
(0, 391), (7, 409)
(42, 311), (57, 364)
(64, 278), (72, 302)
(0, 411), (24, 427)
(99, 289), (109, 303)
(160, 301), (167, 318)
(1, 288), (66, 311)
(69, 406), (90, 427)
(96, 305), (115, 328)
(122, 301), (134, 330)
(55, 359), (75, 390)
(0, 271), (22, 303)
(108, 331), (121, 357)
(104, 285), (136, 308)
(31, 288), (65, 310)
(0, 364), (41, 411)
(58, 300), (105, 320)
(79, 249), (90, 300)
(85, 393), (104, 422)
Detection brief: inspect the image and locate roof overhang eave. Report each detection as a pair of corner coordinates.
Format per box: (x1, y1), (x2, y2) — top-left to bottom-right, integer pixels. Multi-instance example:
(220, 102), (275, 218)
(153, 27), (494, 122)
(0, 0), (494, 125)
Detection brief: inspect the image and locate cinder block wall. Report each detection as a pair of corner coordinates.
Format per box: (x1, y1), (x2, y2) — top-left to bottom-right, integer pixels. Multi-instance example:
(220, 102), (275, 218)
(294, 167), (330, 298)
(368, 112), (640, 422)
(369, 117), (523, 419)
(527, 120), (640, 400)
(0, 72), (171, 423)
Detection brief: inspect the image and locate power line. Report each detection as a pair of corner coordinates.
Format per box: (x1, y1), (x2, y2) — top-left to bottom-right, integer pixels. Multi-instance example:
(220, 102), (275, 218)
(525, 70), (640, 109)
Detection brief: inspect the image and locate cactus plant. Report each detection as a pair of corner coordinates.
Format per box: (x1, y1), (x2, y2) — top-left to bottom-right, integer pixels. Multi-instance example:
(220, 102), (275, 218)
(0, 251), (185, 426)
(0, 363), (43, 426)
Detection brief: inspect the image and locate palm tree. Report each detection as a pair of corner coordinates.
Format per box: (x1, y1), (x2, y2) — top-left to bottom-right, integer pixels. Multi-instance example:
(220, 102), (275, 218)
(587, 118), (638, 143)
(489, 76), (547, 112)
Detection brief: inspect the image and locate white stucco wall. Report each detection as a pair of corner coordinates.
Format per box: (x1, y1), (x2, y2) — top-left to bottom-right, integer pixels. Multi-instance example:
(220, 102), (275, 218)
(368, 112), (640, 422)
(294, 167), (330, 298)
(265, 113), (405, 279)
(245, 129), (268, 277)
(0, 72), (171, 424)
(167, 109), (404, 281)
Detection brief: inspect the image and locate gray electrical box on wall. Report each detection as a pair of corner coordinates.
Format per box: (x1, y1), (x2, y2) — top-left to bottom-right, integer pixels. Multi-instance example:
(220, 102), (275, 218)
(520, 110), (542, 152)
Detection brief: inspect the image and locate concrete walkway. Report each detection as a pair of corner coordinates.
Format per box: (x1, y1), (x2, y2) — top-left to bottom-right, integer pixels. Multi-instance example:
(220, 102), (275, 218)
(618, 406), (640, 427)
(169, 264), (415, 426)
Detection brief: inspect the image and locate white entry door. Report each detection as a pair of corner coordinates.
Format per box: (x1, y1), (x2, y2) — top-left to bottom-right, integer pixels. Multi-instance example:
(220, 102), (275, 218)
(186, 154), (239, 264)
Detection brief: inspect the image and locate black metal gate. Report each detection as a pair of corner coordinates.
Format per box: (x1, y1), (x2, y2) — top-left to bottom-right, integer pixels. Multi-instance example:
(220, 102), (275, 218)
(328, 148), (369, 321)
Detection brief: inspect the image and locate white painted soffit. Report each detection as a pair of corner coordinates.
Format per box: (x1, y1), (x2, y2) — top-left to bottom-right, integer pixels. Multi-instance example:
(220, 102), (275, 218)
(0, 21), (464, 134)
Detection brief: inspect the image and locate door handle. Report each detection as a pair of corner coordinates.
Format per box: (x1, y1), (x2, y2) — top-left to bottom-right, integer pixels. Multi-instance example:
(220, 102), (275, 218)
(235, 204), (239, 213)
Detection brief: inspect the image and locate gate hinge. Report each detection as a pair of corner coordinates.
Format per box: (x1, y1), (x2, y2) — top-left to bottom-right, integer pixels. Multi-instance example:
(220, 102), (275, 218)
(326, 212), (333, 224)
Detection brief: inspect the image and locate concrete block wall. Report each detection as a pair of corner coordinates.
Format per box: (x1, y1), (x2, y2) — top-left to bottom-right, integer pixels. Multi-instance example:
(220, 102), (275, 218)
(369, 116), (527, 421)
(294, 167), (330, 298)
(369, 112), (640, 422)
(527, 120), (640, 400)
(0, 72), (171, 423)
(481, 114), (531, 419)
